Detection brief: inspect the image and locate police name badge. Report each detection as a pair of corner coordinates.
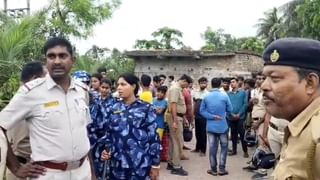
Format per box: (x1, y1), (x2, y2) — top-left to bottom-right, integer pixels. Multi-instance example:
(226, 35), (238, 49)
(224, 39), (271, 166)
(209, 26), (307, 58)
(44, 101), (59, 108)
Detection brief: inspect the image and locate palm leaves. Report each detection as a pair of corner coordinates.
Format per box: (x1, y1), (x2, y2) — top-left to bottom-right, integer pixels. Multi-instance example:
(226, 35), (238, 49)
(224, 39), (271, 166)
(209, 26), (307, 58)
(279, 0), (304, 37)
(255, 7), (282, 45)
(255, 0), (307, 44)
(0, 16), (43, 85)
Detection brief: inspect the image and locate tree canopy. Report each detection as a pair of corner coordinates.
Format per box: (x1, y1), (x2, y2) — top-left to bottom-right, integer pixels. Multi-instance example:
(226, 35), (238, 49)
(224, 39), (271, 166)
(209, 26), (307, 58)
(134, 27), (185, 50)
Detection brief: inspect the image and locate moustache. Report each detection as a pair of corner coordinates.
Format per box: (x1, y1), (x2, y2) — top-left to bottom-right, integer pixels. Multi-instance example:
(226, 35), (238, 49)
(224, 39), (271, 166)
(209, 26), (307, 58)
(52, 67), (64, 69)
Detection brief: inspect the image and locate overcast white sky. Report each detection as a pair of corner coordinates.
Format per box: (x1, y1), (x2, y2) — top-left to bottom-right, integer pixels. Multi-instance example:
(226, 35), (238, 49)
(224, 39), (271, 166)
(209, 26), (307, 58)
(1, 0), (290, 54)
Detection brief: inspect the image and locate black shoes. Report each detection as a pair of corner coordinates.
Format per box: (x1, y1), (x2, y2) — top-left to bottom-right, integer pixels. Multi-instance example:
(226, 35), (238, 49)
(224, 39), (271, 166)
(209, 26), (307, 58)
(171, 167), (189, 176)
(166, 163), (174, 170)
(228, 151), (237, 156)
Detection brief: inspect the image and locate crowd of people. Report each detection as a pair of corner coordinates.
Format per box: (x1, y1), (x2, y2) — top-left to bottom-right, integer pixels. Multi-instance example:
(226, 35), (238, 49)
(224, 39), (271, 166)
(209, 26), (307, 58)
(0, 36), (319, 180)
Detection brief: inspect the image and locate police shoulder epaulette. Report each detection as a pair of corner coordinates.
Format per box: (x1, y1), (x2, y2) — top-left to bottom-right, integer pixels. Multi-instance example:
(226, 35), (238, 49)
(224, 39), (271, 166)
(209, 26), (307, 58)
(75, 80), (89, 91)
(21, 77), (46, 93)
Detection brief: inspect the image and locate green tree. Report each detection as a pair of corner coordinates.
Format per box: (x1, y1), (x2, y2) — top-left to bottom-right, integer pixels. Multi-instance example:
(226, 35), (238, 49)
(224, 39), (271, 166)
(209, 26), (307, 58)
(256, 7), (283, 45)
(297, 0), (320, 39)
(201, 27), (237, 51)
(151, 27), (184, 49)
(72, 55), (103, 73)
(279, 0), (304, 37)
(46, 0), (121, 38)
(134, 27), (185, 50)
(239, 37), (264, 54)
(0, 74), (20, 109)
(0, 15), (43, 85)
(134, 39), (162, 50)
(100, 49), (135, 80)
(85, 45), (110, 60)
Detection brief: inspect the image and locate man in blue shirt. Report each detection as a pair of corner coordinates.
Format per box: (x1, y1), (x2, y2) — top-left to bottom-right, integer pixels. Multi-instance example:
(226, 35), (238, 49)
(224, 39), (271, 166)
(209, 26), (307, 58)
(200, 78), (233, 176)
(227, 77), (248, 158)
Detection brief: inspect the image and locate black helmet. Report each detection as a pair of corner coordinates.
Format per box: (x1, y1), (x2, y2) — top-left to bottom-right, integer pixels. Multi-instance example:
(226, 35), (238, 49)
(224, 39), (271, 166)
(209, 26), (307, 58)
(244, 129), (258, 147)
(252, 147), (276, 169)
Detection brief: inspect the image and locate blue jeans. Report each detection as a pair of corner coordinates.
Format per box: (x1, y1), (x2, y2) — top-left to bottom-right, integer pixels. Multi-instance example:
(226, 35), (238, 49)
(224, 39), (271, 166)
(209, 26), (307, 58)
(207, 132), (228, 171)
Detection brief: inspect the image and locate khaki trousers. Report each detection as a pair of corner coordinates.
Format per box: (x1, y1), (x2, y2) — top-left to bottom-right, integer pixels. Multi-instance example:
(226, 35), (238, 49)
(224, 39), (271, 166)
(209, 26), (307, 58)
(167, 114), (184, 168)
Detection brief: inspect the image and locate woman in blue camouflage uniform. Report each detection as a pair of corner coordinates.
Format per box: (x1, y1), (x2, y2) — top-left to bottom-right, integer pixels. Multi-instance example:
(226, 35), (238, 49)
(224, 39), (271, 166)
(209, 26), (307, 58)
(90, 73), (103, 102)
(88, 78), (117, 179)
(96, 73), (161, 180)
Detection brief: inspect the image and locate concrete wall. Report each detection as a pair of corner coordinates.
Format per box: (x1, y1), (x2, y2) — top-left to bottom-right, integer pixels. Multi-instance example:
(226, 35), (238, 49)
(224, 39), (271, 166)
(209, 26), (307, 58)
(134, 53), (263, 82)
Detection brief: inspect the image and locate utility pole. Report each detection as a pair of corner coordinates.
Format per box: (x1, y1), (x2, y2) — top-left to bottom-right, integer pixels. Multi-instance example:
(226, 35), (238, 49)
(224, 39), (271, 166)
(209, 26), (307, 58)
(3, 0), (30, 18)
(4, 0), (7, 12)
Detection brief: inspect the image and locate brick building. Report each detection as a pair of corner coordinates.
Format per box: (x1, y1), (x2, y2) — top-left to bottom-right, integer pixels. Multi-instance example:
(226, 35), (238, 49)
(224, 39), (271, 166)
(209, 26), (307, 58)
(126, 50), (263, 83)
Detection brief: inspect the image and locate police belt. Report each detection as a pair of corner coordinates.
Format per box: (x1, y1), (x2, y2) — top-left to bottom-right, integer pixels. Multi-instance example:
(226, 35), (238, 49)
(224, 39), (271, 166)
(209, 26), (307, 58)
(35, 155), (87, 171)
(252, 117), (263, 121)
(269, 121), (284, 132)
(177, 113), (185, 118)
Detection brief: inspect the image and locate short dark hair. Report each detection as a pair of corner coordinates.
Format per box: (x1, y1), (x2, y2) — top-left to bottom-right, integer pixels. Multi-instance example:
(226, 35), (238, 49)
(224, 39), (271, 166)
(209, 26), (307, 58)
(91, 73), (103, 82)
(43, 37), (73, 56)
(169, 75), (174, 81)
(153, 75), (161, 83)
(256, 71), (263, 77)
(159, 74), (166, 79)
(295, 67), (320, 82)
(237, 76), (244, 81)
(97, 67), (107, 74)
(141, 74), (151, 87)
(222, 77), (231, 83)
(21, 61), (44, 83)
(119, 73), (140, 95)
(100, 78), (112, 87)
(198, 77), (208, 83)
(157, 86), (168, 94)
(211, 78), (221, 88)
(230, 77), (239, 82)
(179, 74), (193, 84)
(244, 79), (255, 88)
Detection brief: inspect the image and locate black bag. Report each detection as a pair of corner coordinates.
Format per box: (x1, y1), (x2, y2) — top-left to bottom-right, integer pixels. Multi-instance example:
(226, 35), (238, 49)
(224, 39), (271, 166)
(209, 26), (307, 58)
(183, 125), (193, 142)
(251, 135), (276, 169)
(251, 147), (276, 169)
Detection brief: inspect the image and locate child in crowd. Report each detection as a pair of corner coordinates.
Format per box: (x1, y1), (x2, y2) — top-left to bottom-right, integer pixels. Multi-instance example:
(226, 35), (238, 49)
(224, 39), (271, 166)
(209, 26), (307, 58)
(153, 86), (168, 140)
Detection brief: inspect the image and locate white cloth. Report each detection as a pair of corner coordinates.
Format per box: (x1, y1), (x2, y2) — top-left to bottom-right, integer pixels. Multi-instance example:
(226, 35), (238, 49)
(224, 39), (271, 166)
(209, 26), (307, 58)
(251, 88), (266, 118)
(268, 117), (289, 158)
(0, 129), (7, 179)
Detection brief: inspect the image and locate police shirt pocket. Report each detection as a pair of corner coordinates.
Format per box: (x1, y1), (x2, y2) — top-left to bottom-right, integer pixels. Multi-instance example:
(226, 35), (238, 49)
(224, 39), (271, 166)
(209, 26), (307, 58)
(40, 107), (63, 129)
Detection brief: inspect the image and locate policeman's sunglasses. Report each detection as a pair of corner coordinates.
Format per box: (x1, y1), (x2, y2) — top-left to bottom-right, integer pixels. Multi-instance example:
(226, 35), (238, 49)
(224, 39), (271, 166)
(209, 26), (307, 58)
(46, 53), (70, 59)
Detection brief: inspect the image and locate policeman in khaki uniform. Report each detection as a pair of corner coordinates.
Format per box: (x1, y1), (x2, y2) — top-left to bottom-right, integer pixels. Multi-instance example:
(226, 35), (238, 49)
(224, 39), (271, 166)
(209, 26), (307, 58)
(166, 74), (192, 176)
(6, 61), (46, 180)
(0, 129), (8, 178)
(0, 37), (94, 179)
(261, 38), (320, 180)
